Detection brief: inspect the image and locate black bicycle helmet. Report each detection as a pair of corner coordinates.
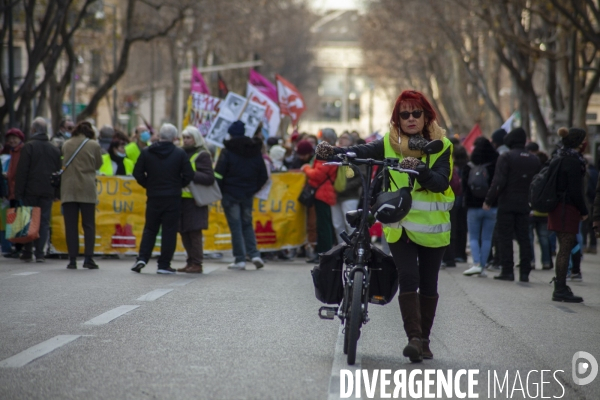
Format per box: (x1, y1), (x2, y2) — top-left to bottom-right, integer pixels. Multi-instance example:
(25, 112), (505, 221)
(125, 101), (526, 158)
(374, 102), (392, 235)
(370, 187), (412, 224)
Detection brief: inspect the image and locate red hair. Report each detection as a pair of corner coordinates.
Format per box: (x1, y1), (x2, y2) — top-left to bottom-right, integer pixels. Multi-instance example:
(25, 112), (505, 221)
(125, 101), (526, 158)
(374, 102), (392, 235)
(390, 90), (437, 140)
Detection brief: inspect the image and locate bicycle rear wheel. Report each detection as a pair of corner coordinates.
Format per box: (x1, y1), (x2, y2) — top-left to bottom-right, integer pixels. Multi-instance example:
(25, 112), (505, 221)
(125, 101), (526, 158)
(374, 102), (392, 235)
(347, 270), (363, 365)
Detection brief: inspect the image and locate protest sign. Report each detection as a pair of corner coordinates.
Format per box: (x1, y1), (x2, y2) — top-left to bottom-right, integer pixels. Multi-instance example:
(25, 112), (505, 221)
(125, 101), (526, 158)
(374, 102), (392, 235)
(247, 83), (281, 138)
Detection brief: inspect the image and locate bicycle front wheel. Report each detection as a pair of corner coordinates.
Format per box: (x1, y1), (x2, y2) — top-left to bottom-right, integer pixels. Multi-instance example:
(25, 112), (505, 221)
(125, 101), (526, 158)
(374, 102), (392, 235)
(347, 270), (363, 365)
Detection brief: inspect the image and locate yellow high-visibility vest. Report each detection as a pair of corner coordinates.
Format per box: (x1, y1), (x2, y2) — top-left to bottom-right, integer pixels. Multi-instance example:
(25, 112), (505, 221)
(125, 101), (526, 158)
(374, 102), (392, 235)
(382, 133), (454, 247)
(182, 152), (200, 198)
(125, 142), (141, 165)
(99, 153), (134, 176)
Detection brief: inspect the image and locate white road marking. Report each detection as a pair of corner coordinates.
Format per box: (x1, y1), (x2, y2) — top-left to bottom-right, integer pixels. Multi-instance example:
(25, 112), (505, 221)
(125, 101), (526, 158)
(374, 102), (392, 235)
(0, 335), (81, 368)
(12, 272), (39, 276)
(328, 324), (363, 400)
(136, 289), (173, 301)
(203, 266), (219, 274)
(83, 305), (139, 325)
(170, 279), (196, 287)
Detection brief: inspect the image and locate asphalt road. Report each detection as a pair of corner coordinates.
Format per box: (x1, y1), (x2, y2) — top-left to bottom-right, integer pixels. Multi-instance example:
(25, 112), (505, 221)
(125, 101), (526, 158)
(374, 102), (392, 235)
(0, 248), (599, 400)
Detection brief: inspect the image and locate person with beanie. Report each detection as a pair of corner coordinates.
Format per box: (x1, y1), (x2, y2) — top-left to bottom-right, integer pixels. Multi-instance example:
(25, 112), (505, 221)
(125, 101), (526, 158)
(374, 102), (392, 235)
(214, 120), (268, 270)
(286, 139), (314, 170)
(547, 127), (588, 302)
(484, 127), (540, 282)
(269, 145), (287, 172)
(491, 128), (509, 155)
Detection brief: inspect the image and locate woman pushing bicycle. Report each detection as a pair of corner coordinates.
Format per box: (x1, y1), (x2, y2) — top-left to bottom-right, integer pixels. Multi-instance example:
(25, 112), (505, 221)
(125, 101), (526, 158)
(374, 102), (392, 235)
(316, 90), (454, 362)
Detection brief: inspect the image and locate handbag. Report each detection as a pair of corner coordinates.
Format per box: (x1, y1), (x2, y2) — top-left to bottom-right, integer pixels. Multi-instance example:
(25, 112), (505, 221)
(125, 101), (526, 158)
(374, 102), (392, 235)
(189, 180), (222, 207)
(51, 138), (90, 189)
(298, 174), (333, 208)
(187, 151), (222, 207)
(6, 206), (41, 244)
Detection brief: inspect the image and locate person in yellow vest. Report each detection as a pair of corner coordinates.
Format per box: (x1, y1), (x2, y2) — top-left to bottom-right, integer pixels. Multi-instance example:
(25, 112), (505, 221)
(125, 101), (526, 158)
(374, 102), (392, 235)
(316, 90), (454, 363)
(99, 140), (134, 176)
(125, 125), (153, 165)
(177, 126), (215, 273)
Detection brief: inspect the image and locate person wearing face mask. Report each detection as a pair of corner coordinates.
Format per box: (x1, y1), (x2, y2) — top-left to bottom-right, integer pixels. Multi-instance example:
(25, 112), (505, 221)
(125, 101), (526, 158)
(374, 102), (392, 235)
(547, 127), (589, 303)
(51, 119), (74, 149)
(99, 140), (133, 176)
(316, 90), (454, 363)
(125, 125), (152, 165)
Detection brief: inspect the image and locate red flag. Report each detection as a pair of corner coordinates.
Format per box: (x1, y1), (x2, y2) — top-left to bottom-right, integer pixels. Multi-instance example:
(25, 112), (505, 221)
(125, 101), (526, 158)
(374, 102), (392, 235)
(275, 74), (306, 126)
(249, 69), (277, 103)
(191, 66), (210, 95)
(462, 124), (482, 153)
(217, 73), (229, 98)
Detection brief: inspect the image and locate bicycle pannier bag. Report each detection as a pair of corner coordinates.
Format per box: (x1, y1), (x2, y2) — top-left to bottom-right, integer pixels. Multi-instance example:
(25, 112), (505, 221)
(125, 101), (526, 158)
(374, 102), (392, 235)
(367, 245), (398, 305)
(311, 244), (345, 304)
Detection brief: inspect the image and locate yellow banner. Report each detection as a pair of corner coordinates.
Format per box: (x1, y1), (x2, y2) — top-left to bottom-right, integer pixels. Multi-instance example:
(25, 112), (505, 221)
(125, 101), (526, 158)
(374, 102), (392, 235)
(50, 172), (307, 254)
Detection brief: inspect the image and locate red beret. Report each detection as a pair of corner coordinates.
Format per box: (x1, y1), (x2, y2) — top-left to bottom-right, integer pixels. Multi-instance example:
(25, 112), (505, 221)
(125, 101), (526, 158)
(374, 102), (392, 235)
(6, 128), (25, 142)
(296, 140), (314, 156)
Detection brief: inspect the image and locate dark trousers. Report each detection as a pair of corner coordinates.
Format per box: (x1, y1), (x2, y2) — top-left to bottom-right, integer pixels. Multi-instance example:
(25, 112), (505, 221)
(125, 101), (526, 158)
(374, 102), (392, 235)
(62, 202), (96, 259)
(22, 196), (53, 258)
(138, 196), (181, 268)
(496, 209), (532, 274)
(180, 230), (203, 266)
(314, 199), (334, 254)
(388, 231), (447, 296)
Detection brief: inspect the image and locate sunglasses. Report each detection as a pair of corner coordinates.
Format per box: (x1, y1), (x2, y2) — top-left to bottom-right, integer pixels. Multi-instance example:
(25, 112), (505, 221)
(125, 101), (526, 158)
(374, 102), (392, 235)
(399, 110), (424, 120)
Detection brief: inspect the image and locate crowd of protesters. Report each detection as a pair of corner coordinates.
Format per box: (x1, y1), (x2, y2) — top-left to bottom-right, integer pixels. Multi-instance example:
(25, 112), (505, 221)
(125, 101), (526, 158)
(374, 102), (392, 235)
(1, 113), (600, 304)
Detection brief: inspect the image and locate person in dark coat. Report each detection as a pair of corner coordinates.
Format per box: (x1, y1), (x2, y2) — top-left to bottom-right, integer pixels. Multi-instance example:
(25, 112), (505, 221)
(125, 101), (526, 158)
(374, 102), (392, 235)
(484, 127), (540, 282)
(131, 123), (194, 274)
(215, 120), (268, 270)
(582, 156), (598, 254)
(548, 127), (588, 302)
(177, 126), (215, 274)
(462, 137), (499, 277)
(593, 163), (600, 240)
(14, 117), (61, 263)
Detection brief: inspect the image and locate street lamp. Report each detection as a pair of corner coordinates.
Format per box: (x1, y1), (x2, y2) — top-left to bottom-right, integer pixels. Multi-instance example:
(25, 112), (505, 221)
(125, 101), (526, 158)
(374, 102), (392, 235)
(96, 4), (118, 127)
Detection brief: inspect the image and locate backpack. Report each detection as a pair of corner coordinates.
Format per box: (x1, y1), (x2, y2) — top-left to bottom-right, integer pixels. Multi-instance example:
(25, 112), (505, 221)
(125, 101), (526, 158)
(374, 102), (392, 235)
(467, 162), (492, 198)
(529, 157), (565, 213)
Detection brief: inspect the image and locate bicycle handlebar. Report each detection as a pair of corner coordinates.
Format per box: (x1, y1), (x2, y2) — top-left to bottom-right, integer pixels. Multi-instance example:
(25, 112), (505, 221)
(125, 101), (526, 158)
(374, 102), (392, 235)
(324, 153), (419, 175)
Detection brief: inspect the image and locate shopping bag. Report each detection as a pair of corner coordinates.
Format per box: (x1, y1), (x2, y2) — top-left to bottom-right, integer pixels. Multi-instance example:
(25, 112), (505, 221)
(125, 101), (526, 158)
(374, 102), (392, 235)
(6, 206), (41, 244)
(188, 181), (222, 207)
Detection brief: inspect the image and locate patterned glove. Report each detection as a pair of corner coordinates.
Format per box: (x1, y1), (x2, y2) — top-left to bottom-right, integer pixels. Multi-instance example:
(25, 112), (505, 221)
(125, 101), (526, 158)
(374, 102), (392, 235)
(315, 142), (337, 160)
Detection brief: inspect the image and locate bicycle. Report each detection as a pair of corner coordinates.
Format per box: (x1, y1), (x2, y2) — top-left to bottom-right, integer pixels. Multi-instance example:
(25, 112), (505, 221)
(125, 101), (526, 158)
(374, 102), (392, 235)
(317, 140), (443, 365)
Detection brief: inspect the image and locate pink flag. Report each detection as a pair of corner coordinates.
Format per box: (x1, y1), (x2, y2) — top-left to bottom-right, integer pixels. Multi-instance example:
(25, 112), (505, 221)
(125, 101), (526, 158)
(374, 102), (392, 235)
(276, 74), (306, 126)
(462, 124), (482, 154)
(191, 66), (210, 95)
(249, 69), (277, 103)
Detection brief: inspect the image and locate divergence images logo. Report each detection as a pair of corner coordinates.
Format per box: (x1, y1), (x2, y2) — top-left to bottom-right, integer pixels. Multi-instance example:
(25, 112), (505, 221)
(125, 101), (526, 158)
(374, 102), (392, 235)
(572, 351), (598, 386)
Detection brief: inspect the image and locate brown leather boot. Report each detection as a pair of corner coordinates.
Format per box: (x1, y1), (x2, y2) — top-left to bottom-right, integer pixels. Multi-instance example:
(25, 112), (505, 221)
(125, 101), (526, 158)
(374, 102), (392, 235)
(398, 292), (423, 362)
(186, 264), (203, 274)
(176, 264), (190, 272)
(419, 294), (439, 359)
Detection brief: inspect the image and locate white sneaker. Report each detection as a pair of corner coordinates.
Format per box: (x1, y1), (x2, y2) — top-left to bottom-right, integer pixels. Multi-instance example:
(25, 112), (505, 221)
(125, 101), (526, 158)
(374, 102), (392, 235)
(463, 265), (484, 276)
(478, 270), (488, 278)
(228, 261), (246, 270)
(251, 257), (265, 269)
